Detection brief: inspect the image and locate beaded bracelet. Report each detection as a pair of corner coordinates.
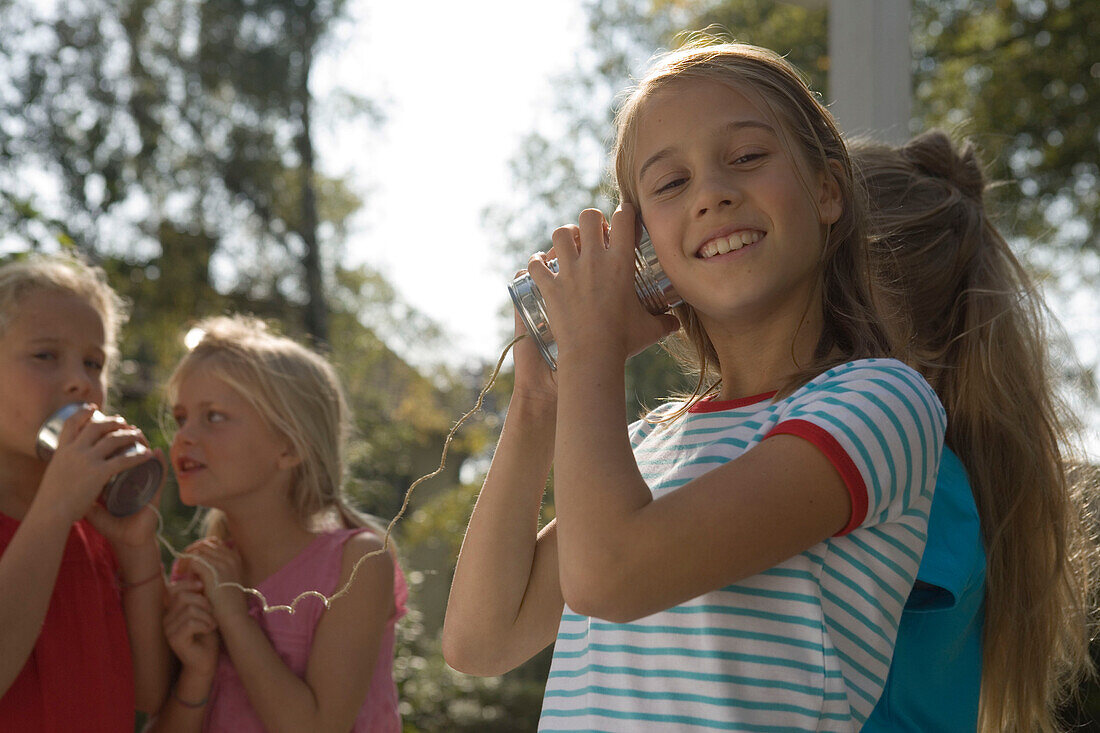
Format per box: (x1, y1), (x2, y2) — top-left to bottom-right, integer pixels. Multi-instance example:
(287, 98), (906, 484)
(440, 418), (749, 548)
(118, 568), (162, 591)
(171, 687), (208, 709)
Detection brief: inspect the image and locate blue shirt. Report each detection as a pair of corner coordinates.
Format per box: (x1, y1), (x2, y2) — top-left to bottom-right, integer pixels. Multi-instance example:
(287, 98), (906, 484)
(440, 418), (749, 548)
(863, 447), (985, 731)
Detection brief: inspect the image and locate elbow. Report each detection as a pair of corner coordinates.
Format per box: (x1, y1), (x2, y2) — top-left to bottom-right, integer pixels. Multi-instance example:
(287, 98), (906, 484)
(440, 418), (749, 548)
(560, 563), (638, 624)
(441, 623), (509, 677)
(562, 587), (634, 624)
(440, 627), (476, 674)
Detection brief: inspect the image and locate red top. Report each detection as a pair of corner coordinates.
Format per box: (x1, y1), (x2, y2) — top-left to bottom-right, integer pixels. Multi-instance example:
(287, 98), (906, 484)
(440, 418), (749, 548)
(0, 513), (133, 733)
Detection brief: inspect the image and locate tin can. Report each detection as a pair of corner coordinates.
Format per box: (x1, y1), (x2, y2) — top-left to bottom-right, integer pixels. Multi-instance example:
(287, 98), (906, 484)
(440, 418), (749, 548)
(507, 230), (682, 369)
(36, 403), (163, 517)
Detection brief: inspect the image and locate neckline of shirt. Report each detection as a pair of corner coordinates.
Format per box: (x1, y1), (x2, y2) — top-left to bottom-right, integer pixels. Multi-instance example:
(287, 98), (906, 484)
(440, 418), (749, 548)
(688, 390), (778, 413)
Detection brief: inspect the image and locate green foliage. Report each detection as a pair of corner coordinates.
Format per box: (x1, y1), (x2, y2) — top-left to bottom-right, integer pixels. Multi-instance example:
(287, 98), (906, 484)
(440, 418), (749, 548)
(0, 0), (373, 342)
(395, 599), (551, 733)
(911, 0), (1100, 251)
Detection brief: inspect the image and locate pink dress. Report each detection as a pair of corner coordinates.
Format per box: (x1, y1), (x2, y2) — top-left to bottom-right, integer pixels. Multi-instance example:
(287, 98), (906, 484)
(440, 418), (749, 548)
(189, 528), (407, 732)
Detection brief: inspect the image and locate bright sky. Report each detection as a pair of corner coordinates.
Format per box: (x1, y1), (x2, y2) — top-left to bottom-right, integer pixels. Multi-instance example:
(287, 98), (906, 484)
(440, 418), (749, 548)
(317, 0), (587, 369)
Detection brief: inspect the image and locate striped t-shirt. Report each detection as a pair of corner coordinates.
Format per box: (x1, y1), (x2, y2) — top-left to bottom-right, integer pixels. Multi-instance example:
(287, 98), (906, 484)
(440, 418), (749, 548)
(539, 359), (946, 732)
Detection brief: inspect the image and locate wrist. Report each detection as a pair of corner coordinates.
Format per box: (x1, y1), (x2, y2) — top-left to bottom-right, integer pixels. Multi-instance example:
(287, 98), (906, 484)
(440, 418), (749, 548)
(171, 679), (211, 710)
(114, 541), (162, 579)
(507, 390), (558, 421)
(556, 346), (627, 384)
(212, 597), (253, 630)
(556, 333), (630, 369)
(118, 565), (163, 594)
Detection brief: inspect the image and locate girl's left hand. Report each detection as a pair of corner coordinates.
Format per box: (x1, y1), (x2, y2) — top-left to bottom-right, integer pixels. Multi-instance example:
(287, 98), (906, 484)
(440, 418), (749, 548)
(528, 205), (679, 367)
(85, 450), (167, 549)
(181, 537), (250, 622)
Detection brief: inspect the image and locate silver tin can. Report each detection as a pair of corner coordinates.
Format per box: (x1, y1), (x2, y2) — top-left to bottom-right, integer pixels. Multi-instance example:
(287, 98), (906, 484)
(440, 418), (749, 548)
(36, 403), (163, 517)
(507, 231), (682, 369)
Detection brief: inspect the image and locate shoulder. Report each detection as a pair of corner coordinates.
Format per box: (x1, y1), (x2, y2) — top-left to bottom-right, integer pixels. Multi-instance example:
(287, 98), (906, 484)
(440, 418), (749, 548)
(803, 358), (936, 395)
(784, 358), (945, 429)
(337, 529), (390, 570)
(771, 359), (947, 531)
(334, 530), (394, 599)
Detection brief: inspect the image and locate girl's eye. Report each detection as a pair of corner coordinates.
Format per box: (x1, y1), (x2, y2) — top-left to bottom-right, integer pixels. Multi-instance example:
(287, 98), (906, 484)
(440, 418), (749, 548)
(732, 152), (766, 165)
(206, 410), (226, 423)
(33, 351), (56, 361)
(173, 414), (186, 427)
(85, 359), (104, 372)
(656, 177), (687, 194)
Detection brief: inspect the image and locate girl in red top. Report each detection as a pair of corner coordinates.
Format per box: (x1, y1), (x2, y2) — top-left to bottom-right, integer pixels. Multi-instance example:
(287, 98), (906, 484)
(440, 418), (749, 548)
(0, 255), (170, 731)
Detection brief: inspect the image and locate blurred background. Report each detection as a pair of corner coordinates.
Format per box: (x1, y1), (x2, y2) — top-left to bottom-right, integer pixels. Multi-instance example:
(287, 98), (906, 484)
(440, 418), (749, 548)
(1, 0), (1097, 730)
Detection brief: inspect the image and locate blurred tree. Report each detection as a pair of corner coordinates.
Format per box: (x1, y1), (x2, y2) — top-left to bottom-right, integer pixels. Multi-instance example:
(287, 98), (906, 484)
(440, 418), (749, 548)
(0, 0), (379, 344)
(911, 0), (1099, 253)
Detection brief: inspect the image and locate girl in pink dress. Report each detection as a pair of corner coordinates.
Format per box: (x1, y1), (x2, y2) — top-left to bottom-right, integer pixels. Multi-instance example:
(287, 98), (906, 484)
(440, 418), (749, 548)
(148, 315), (406, 732)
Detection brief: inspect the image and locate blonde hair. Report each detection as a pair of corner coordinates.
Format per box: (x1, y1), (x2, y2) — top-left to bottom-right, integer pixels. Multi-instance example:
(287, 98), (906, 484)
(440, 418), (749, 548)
(167, 315), (383, 537)
(853, 129), (1097, 732)
(0, 253), (128, 367)
(613, 38), (893, 403)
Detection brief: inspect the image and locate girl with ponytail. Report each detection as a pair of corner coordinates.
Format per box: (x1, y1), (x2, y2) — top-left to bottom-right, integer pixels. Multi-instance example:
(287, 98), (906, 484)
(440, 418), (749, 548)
(855, 130), (1097, 732)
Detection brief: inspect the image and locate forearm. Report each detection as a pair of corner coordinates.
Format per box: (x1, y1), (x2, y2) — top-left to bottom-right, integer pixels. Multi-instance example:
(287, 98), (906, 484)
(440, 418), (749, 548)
(443, 393), (561, 673)
(0, 504), (70, 694)
(553, 351), (654, 612)
(217, 613), (331, 733)
(116, 541), (170, 712)
(145, 667), (209, 733)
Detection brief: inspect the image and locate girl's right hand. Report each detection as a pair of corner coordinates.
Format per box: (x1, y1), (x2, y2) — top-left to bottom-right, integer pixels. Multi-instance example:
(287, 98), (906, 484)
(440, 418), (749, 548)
(181, 537), (250, 624)
(37, 405), (157, 524)
(164, 577), (220, 679)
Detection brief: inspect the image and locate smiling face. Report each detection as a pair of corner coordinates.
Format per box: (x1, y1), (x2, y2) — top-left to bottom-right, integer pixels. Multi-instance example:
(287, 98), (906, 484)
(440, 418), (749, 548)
(0, 288), (107, 462)
(170, 364), (297, 510)
(631, 77), (842, 331)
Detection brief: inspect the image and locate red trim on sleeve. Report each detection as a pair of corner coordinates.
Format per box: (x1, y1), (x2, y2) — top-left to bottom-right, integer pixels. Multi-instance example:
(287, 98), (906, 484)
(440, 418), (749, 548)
(765, 418), (868, 535)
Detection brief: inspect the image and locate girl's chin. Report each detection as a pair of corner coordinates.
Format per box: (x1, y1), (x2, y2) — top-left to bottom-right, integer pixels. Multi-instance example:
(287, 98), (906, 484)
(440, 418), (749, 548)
(176, 486), (208, 508)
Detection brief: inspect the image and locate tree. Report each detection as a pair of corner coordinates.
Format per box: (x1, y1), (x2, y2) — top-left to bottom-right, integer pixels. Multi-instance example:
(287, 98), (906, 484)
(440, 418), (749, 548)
(910, 0), (1100, 252)
(0, 0), (378, 344)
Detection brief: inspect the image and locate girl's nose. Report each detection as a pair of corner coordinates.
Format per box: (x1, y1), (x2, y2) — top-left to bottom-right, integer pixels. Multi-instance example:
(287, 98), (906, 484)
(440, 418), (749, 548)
(64, 366), (97, 401)
(694, 169), (742, 218)
(173, 421), (195, 445)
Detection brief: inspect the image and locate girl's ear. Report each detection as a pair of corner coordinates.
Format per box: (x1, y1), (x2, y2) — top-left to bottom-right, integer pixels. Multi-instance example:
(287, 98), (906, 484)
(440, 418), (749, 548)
(277, 442), (303, 470)
(816, 159), (844, 226)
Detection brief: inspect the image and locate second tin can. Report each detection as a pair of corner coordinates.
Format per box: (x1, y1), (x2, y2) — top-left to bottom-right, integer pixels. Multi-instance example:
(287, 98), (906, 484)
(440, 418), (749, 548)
(507, 230), (682, 369)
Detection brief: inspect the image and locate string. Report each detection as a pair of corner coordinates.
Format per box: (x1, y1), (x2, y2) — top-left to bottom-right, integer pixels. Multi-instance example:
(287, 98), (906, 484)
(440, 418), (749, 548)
(152, 333), (526, 614)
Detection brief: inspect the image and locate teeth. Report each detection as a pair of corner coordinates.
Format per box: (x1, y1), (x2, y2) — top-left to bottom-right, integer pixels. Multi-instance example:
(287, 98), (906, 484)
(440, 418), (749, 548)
(700, 230), (763, 258)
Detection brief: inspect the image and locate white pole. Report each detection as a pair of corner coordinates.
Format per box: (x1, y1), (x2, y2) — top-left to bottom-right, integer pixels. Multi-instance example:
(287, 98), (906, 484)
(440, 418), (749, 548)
(826, 0), (912, 143)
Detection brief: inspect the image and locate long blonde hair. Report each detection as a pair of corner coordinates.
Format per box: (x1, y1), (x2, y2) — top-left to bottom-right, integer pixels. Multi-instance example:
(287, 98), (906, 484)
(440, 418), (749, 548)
(613, 38), (894, 403)
(854, 130), (1097, 732)
(167, 315), (384, 538)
